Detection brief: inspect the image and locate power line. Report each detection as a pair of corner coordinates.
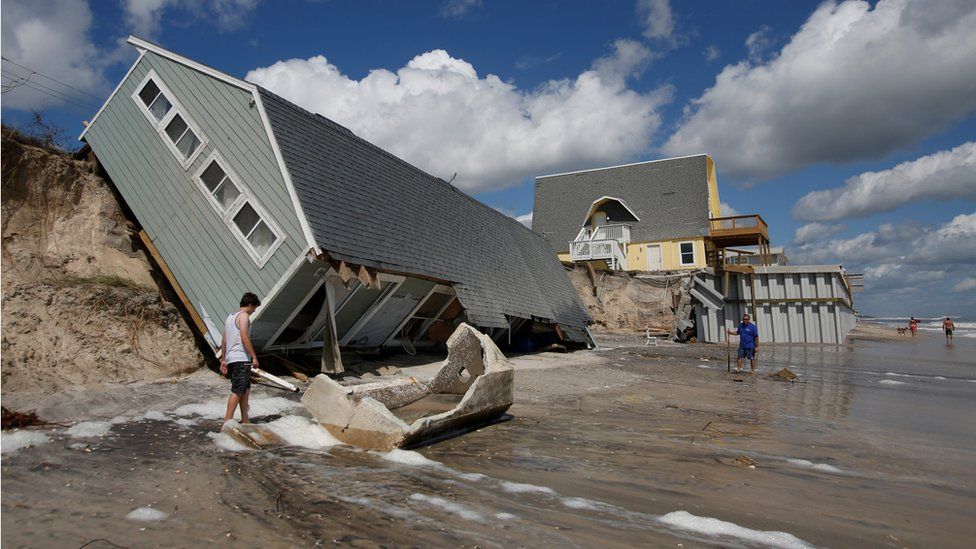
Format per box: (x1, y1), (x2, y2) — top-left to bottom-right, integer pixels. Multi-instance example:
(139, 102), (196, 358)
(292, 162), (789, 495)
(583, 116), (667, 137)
(0, 67), (99, 109)
(1, 56), (102, 100)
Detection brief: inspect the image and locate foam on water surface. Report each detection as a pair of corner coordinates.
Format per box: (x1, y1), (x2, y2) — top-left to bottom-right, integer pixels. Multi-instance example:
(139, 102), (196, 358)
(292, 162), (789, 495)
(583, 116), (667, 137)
(878, 379), (906, 385)
(409, 493), (482, 521)
(787, 458), (844, 474)
(658, 510), (812, 549)
(379, 448), (442, 467)
(172, 396), (301, 419)
(499, 481), (557, 495)
(495, 512), (518, 520)
(259, 415), (342, 449)
(206, 430), (253, 452)
(1, 430), (51, 454)
(126, 507), (169, 522)
(66, 421), (113, 438)
(141, 410), (169, 421)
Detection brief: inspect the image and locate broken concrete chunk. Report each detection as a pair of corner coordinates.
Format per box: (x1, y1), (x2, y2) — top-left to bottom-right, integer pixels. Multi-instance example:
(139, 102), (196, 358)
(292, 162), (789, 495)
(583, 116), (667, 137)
(302, 323), (515, 450)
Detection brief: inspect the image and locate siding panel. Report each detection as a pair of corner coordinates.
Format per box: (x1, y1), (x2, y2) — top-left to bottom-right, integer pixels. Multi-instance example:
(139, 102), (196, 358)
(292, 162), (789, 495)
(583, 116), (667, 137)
(83, 51), (307, 346)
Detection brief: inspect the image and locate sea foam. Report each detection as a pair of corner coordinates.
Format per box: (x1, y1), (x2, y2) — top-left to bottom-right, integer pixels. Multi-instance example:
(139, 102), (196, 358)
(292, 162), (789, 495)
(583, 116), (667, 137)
(66, 420), (113, 438)
(658, 510), (813, 549)
(379, 448), (442, 467)
(1, 430), (51, 454)
(787, 458), (843, 474)
(172, 396), (302, 419)
(126, 507), (169, 522)
(259, 415), (341, 449)
(408, 493), (482, 521)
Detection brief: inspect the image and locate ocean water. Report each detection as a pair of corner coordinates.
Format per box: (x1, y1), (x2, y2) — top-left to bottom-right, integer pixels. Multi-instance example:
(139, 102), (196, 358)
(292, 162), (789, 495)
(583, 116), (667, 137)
(868, 315), (975, 338)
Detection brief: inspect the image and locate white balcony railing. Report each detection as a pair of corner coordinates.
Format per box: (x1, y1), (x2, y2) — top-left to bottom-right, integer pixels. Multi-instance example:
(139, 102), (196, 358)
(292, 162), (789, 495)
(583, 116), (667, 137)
(568, 223), (631, 270)
(592, 223), (631, 243)
(569, 238), (628, 269)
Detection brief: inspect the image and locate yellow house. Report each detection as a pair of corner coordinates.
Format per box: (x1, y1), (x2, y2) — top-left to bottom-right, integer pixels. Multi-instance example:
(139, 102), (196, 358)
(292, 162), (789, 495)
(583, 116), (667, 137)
(532, 154), (771, 272)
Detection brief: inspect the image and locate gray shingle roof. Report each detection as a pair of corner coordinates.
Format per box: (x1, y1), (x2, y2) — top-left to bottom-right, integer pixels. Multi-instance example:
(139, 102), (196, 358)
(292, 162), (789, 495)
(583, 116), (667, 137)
(532, 156), (712, 252)
(258, 88), (590, 332)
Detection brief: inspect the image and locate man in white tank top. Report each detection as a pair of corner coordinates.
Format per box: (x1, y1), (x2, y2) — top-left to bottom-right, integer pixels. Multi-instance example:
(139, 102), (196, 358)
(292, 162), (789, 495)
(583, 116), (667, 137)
(221, 292), (261, 425)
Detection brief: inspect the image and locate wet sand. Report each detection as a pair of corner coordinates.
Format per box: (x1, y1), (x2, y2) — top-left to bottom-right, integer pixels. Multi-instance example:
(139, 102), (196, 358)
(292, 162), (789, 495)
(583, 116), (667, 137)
(3, 328), (975, 547)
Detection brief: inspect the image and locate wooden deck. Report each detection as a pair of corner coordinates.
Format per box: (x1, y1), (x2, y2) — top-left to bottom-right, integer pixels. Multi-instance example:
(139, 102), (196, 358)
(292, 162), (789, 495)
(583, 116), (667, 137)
(707, 214), (773, 267)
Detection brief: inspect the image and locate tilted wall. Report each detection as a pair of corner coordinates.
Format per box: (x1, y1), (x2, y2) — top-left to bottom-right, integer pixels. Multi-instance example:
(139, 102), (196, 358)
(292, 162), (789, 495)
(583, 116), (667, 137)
(83, 51), (308, 345)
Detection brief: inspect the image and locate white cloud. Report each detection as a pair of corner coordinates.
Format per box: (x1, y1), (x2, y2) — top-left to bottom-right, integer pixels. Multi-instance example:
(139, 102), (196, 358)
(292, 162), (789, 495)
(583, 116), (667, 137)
(122, 0), (260, 38)
(793, 222), (844, 245)
(791, 212), (976, 269)
(793, 141), (976, 221)
(1, 0), (105, 110)
(247, 39), (672, 193)
(719, 201), (739, 216)
(662, 0), (976, 181)
(790, 212), (976, 314)
(744, 25), (772, 62)
(515, 212), (533, 228)
(439, 0), (482, 19)
(953, 277), (976, 292)
(704, 45), (721, 63)
(637, 0), (675, 41)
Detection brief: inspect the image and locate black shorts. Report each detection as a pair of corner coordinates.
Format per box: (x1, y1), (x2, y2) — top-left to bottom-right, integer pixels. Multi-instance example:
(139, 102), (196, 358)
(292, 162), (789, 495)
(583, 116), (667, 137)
(945, 329), (953, 336)
(228, 361), (252, 395)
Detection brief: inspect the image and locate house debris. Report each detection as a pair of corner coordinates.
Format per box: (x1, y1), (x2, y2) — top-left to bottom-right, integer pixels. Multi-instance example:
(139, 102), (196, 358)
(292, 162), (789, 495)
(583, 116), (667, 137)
(228, 323), (515, 450)
(79, 36), (593, 375)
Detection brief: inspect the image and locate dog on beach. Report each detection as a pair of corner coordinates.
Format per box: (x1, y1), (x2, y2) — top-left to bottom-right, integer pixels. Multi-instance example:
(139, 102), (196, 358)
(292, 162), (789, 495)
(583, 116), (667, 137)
(896, 327), (907, 335)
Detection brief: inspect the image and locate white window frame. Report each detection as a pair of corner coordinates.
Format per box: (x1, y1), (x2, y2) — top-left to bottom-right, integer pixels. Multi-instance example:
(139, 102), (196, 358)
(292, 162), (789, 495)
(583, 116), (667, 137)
(678, 241), (696, 266)
(228, 194), (286, 268)
(131, 69), (207, 170)
(193, 151), (285, 268)
(193, 151), (245, 215)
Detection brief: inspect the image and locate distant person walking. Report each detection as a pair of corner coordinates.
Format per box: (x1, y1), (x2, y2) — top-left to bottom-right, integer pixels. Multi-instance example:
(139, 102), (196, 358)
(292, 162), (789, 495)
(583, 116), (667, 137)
(943, 317), (954, 344)
(909, 317), (918, 337)
(727, 313), (759, 373)
(221, 292), (261, 427)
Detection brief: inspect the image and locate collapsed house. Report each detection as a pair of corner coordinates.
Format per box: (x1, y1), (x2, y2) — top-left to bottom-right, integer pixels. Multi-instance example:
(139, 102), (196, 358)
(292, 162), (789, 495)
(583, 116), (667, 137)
(532, 156), (862, 344)
(79, 37), (592, 373)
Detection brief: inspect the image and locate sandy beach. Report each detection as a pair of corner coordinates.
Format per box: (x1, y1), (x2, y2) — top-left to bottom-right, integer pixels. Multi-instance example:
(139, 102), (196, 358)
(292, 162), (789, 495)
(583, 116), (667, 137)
(3, 326), (975, 547)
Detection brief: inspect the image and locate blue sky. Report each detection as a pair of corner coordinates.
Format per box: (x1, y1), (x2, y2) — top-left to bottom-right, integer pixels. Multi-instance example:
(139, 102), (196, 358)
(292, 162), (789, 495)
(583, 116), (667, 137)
(3, 0), (975, 317)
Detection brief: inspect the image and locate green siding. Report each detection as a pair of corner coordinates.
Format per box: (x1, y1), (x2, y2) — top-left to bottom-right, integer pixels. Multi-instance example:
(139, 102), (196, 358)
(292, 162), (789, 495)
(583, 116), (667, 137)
(84, 51), (307, 345)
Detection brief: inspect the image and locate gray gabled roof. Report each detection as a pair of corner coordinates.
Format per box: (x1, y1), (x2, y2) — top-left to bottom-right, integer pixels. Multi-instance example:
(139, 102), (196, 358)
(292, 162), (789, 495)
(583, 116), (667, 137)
(258, 88), (590, 331)
(532, 155), (713, 251)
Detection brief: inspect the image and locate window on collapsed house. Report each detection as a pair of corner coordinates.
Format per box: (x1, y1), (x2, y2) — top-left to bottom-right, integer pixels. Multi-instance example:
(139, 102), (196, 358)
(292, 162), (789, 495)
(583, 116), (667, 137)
(193, 153), (283, 267)
(163, 114), (201, 160)
(198, 158), (241, 212)
(679, 241), (695, 265)
(137, 79), (172, 121)
(232, 202), (279, 259)
(132, 71), (206, 168)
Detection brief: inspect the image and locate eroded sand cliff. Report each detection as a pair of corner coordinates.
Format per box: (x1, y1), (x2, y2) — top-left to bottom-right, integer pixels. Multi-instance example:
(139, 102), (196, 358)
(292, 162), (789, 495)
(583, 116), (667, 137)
(1, 129), (204, 394)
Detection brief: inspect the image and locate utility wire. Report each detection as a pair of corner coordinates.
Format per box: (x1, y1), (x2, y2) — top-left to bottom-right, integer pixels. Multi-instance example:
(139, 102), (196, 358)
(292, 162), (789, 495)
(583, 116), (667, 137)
(0, 67), (99, 110)
(1, 56), (102, 100)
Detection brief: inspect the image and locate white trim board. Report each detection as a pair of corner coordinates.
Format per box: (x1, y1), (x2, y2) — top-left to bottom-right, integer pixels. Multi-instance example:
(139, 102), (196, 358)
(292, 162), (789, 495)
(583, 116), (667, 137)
(536, 153), (708, 179)
(80, 49), (146, 141)
(252, 88), (321, 254)
(126, 36), (254, 92)
(252, 251), (316, 324)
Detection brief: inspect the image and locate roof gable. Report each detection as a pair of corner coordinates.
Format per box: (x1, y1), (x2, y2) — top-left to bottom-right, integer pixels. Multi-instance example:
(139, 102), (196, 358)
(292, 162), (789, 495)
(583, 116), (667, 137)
(533, 155), (712, 250)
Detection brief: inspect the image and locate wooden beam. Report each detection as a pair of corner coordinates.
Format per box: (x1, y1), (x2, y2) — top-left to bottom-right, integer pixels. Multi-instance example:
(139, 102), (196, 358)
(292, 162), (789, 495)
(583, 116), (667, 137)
(137, 230), (208, 340)
(337, 261), (353, 285)
(357, 264), (373, 288)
